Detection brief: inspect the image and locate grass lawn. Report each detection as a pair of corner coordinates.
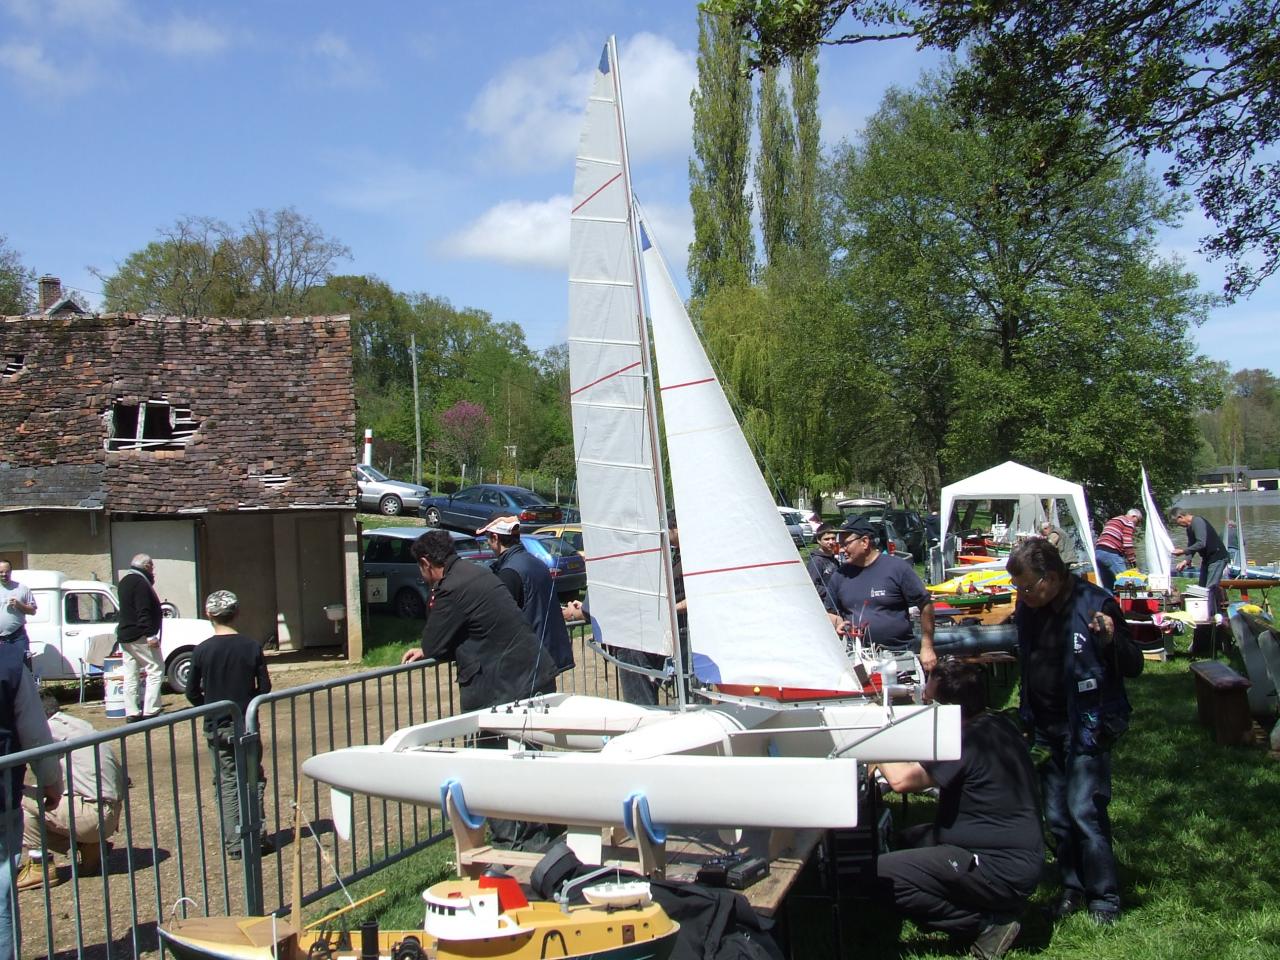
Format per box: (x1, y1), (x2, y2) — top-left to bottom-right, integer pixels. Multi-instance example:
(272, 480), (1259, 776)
(311, 653), (1280, 958)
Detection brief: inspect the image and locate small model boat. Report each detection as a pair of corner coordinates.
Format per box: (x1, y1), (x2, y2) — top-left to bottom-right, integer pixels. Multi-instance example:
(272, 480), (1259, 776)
(159, 874), (679, 960)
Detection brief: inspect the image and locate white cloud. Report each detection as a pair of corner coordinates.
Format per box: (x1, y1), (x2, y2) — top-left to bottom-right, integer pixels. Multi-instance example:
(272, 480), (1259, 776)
(0, 40), (95, 96)
(307, 30), (376, 88)
(0, 0), (230, 60)
(442, 196), (571, 270)
(153, 15), (230, 56)
(466, 33), (695, 172)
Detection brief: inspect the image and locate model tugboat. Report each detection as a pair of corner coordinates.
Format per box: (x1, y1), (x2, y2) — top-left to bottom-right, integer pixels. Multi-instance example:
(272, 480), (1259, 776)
(159, 874), (679, 960)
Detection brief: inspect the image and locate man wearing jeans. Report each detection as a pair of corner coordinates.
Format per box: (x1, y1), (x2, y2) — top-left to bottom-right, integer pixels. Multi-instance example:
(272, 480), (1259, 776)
(0, 562), (37, 663)
(1, 642), (61, 960)
(1093, 509), (1141, 593)
(1006, 538), (1143, 925)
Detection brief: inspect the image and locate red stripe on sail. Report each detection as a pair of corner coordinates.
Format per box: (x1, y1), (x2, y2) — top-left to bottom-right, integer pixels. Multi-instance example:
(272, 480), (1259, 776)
(660, 377), (715, 392)
(684, 558), (802, 578)
(571, 172), (624, 213)
(570, 360), (643, 397)
(585, 547), (663, 563)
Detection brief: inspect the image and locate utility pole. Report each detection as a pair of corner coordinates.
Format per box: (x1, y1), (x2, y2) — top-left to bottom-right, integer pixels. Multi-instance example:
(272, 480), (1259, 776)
(411, 333), (422, 486)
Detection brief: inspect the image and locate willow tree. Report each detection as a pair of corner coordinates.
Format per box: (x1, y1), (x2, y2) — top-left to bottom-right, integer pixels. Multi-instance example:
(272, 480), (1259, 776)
(689, 8), (756, 297)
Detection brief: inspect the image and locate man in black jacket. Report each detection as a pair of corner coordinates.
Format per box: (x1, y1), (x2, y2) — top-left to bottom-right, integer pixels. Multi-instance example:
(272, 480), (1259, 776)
(401, 530), (557, 711)
(480, 516), (574, 676)
(1170, 508), (1232, 624)
(116, 554), (165, 721)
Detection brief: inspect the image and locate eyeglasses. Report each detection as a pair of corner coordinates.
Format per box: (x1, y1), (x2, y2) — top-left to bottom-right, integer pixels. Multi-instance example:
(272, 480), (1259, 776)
(1016, 575), (1045, 594)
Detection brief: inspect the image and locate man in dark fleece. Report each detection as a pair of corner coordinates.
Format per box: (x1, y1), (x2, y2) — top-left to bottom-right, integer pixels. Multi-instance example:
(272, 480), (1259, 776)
(186, 590), (272, 859)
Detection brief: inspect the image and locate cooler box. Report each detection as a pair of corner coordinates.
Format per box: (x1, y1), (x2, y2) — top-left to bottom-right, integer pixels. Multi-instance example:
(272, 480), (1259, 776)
(103, 655), (126, 719)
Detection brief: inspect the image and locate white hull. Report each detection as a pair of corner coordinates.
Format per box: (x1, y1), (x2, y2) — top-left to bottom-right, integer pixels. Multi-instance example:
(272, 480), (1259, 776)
(302, 693), (959, 831)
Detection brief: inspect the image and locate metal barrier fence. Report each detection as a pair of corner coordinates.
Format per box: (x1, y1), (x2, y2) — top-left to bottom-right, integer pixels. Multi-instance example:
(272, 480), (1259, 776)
(4, 622), (621, 958)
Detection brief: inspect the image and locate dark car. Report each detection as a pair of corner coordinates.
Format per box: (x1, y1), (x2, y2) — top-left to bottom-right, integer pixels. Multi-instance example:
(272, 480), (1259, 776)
(840, 507), (928, 562)
(419, 484), (562, 532)
(362, 528), (496, 619)
(522, 535), (587, 599)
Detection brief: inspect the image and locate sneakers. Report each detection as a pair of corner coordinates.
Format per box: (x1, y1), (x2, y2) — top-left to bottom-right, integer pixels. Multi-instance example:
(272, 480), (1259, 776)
(15, 858), (61, 891)
(971, 920), (1020, 959)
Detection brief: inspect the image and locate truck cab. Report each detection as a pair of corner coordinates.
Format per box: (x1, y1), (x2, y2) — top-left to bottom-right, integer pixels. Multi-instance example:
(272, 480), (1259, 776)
(17, 570), (214, 693)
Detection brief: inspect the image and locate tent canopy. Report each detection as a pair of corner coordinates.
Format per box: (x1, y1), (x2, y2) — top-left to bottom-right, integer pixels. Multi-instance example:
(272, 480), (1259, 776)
(939, 461), (1098, 580)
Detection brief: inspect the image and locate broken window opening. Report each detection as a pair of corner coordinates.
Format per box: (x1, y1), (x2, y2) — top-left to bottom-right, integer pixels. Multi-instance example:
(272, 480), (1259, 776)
(106, 398), (201, 451)
(2, 354), (25, 377)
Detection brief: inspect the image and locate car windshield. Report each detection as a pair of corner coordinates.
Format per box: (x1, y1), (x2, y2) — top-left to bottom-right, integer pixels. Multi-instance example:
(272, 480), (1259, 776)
(508, 490), (548, 507)
(360, 466), (389, 482)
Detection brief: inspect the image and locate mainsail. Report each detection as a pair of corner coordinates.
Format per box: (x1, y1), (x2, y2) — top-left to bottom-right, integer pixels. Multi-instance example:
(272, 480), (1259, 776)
(1140, 465), (1176, 579)
(568, 38), (674, 660)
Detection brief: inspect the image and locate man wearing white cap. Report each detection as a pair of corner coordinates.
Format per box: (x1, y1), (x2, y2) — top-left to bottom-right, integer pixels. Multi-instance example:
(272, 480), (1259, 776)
(477, 516), (574, 676)
(186, 590), (272, 860)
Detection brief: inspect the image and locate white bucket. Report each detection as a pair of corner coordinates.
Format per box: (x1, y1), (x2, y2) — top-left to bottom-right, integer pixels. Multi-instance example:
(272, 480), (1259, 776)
(103, 655), (126, 719)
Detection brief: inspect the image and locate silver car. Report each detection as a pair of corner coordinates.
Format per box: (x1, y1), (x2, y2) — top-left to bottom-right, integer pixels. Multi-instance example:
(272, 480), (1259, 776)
(355, 464), (431, 516)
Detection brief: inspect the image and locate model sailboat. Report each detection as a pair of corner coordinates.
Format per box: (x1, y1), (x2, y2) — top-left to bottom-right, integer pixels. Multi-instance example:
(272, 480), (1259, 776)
(302, 37), (958, 846)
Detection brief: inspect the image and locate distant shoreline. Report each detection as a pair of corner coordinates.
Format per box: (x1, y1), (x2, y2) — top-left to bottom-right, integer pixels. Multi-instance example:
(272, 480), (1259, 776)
(1175, 490), (1280, 507)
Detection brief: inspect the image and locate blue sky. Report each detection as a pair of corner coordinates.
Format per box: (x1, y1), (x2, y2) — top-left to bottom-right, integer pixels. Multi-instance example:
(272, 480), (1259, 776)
(1, 0), (1274, 374)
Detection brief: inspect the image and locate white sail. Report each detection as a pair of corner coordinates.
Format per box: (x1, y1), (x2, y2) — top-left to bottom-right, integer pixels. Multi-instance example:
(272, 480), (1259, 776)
(568, 38), (673, 658)
(640, 220), (859, 693)
(1140, 464), (1176, 579)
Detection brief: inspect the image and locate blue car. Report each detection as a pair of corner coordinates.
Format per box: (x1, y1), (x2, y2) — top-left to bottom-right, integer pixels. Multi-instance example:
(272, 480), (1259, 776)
(419, 484), (562, 533)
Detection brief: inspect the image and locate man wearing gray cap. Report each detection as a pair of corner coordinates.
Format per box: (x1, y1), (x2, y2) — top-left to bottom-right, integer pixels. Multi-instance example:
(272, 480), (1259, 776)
(186, 591), (272, 859)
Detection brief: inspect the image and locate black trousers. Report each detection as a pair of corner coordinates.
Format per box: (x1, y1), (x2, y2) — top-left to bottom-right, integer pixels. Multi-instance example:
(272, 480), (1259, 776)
(875, 825), (1040, 936)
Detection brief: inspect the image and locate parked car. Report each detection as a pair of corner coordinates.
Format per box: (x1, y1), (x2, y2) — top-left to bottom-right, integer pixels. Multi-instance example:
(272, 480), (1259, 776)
(418, 484), (562, 532)
(777, 508), (813, 546)
(355, 464), (431, 517)
(840, 505), (929, 562)
(18, 569), (214, 693)
(532, 523), (585, 556)
(362, 526), (584, 620)
(777, 505), (816, 540)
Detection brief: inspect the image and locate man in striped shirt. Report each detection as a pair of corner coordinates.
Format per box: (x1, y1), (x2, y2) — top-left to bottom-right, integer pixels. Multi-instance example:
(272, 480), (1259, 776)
(1094, 508), (1142, 593)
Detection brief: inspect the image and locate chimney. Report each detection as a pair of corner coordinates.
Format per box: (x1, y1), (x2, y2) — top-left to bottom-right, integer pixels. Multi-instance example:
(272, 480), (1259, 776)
(38, 275), (62, 312)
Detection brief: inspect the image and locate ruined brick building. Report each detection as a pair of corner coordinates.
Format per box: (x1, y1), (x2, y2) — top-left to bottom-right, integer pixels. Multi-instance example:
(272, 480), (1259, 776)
(0, 277), (363, 656)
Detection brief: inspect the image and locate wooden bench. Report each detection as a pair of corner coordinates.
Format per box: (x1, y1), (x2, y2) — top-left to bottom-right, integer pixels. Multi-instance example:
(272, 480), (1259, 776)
(1189, 660), (1253, 746)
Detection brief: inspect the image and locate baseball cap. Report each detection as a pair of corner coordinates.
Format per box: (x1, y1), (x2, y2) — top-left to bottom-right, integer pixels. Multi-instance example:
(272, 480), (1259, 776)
(477, 515), (521, 536)
(838, 516), (877, 540)
(204, 590), (238, 618)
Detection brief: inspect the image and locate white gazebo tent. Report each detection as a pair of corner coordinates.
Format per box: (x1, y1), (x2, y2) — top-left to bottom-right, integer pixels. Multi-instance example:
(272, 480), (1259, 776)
(939, 460), (1099, 581)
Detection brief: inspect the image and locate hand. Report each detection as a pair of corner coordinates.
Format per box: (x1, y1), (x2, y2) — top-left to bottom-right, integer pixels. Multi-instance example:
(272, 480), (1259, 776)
(401, 648), (425, 664)
(918, 645), (938, 673)
(147, 635), (161, 648)
(562, 600), (584, 623)
(1089, 610), (1115, 644)
(43, 783), (62, 809)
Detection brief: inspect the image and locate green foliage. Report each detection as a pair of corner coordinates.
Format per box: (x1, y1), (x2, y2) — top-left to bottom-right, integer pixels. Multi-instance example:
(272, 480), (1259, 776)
(827, 78), (1220, 515)
(756, 63), (796, 267)
(689, 7), (757, 297)
(711, 0), (1280, 300)
(98, 208), (350, 317)
(1198, 369), (1280, 470)
(0, 235), (35, 315)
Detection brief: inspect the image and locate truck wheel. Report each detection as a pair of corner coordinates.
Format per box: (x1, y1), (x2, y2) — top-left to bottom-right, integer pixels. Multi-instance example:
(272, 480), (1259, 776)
(166, 650), (194, 694)
(378, 494), (403, 516)
(395, 587), (426, 620)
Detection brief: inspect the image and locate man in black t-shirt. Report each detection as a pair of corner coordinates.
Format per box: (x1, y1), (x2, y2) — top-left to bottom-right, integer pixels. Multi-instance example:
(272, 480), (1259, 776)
(1171, 508), (1231, 623)
(875, 660), (1043, 959)
(186, 590), (272, 859)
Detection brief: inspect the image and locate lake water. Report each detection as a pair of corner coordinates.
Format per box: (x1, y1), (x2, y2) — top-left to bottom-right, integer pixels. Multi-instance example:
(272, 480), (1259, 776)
(1171, 492), (1280, 568)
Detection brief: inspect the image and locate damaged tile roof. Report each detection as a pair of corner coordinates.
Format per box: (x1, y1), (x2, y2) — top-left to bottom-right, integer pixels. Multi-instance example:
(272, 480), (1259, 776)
(0, 313), (357, 513)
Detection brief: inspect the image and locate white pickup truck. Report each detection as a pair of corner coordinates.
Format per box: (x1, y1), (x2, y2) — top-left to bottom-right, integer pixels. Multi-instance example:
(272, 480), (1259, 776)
(16, 570), (213, 694)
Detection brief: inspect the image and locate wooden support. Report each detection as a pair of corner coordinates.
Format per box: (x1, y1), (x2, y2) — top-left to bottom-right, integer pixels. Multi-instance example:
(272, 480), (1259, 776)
(1189, 660), (1253, 746)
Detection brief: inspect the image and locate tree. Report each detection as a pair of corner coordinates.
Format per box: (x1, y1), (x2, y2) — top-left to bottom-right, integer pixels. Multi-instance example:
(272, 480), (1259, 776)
(790, 50), (823, 260)
(0, 235), (34, 315)
(755, 63), (795, 267)
(98, 208), (349, 316)
(710, 0), (1280, 299)
(433, 401), (493, 474)
(827, 77), (1221, 513)
(689, 8), (756, 297)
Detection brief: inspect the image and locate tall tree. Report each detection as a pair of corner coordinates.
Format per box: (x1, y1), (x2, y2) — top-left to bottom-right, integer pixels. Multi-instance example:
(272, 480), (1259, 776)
(689, 8), (756, 297)
(828, 78), (1221, 513)
(0, 236), (34, 315)
(789, 50), (823, 261)
(711, 0), (1280, 300)
(755, 63), (795, 267)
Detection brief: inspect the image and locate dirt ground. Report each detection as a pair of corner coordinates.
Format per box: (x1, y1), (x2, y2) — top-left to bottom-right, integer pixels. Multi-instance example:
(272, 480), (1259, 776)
(19, 637), (616, 960)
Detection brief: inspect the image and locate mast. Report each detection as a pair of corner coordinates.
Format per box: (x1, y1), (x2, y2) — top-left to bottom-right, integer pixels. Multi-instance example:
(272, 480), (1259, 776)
(608, 36), (688, 709)
(1233, 445), (1248, 573)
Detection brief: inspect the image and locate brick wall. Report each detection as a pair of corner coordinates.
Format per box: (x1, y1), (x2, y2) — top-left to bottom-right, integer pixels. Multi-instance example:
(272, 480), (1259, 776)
(0, 314), (356, 512)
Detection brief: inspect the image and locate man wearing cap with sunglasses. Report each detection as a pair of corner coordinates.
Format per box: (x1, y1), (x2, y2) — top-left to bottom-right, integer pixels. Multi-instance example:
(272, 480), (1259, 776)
(827, 516), (937, 671)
